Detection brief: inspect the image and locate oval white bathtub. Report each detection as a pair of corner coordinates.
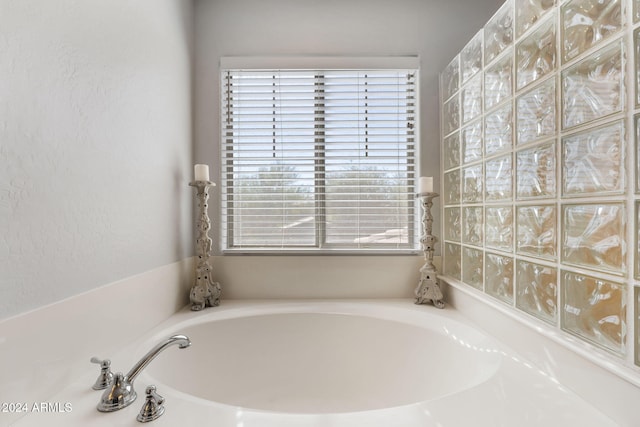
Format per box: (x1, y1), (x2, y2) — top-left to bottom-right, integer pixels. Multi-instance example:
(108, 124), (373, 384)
(142, 302), (502, 414)
(12, 300), (619, 427)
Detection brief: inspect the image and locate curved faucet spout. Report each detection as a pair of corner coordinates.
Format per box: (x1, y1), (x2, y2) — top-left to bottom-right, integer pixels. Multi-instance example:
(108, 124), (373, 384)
(97, 334), (191, 412)
(126, 334), (191, 382)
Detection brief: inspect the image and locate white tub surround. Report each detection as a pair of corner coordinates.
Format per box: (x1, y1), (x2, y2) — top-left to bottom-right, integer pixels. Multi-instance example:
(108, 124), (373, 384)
(0, 259), (193, 426)
(10, 300), (618, 427)
(444, 280), (640, 427)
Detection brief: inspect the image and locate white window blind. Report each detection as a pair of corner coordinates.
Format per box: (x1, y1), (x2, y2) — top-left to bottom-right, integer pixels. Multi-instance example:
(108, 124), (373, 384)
(221, 68), (418, 252)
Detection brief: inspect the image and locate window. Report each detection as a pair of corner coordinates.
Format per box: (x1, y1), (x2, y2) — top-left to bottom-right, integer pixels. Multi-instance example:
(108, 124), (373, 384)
(221, 62), (418, 252)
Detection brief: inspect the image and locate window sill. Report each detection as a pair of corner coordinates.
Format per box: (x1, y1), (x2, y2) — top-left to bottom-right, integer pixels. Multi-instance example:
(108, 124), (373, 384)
(221, 248), (422, 256)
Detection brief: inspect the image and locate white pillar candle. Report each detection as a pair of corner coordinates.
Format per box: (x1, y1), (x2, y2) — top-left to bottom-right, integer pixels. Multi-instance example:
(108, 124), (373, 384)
(419, 176), (433, 193)
(194, 164), (210, 182)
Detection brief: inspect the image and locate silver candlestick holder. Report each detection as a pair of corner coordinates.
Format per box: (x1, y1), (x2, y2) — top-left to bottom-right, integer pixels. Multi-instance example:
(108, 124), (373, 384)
(188, 180), (221, 311)
(414, 192), (445, 308)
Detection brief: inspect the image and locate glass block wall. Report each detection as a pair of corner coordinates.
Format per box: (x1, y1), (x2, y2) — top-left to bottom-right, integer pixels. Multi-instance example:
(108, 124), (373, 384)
(440, 0), (640, 367)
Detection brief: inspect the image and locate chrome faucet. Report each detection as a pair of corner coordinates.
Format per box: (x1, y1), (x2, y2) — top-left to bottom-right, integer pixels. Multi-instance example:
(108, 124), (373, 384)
(96, 334), (191, 412)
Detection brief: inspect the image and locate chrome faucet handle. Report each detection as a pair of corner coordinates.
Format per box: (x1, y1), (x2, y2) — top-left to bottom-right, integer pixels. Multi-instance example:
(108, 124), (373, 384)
(137, 385), (165, 423)
(96, 335), (190, 413)
(90, 357), (114, 390)
(98, 372), (136, 412)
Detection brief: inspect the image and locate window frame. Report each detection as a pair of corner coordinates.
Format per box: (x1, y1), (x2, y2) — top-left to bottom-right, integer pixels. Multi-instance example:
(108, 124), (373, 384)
(219, 57), (421, 255)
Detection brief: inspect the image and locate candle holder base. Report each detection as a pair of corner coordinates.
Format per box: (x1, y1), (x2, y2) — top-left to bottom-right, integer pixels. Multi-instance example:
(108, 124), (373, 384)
(414, 264), (445, 309)
(190, 259), (221, 311)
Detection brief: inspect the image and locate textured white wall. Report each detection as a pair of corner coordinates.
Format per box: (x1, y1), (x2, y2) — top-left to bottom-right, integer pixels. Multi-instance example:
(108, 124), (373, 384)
(0, 0), (194, 320)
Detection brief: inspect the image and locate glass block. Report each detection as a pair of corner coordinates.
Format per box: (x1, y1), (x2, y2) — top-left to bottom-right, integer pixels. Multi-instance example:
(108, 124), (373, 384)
(462, 120), (483, 164)
(444, 207), (461, 242)
(562, 120), (625, 196)
(463, 206), (483, 246)
(635, 202), (640, 279)
(444, 169), (461, 205)
(443, 132), (460, 170)
(485, 51), (513, 111)
(516, 15), (557, 90)
(485, 104), (513, 156)
(485, 206), (513, 251)
(516, 260), (557, 324)
(562, 0), (622, 63)
(441, 55), (460, 102)
(636, 29), (640, 107)
(562, 41), (623, 129)
(462, 164), (483, 203)
(462, 75), (483, 124)
(561, 271), (626, 354)
(461, 30), (483, 84)
(636, 115), (640, 193)
(516, 205), (557, 259)
(485, 0), (513, 65)
(516, 143), (556, 199)
(444, 243), (462, 280)
(636, 287), (640, 366)
(462, 246), (484, 290)
(485, 155), (512, 201)
(562, 203), (626, 274)
(443, 95), (460, 135)
(485, 252), (514, 304)
(516, 0), (556, 38)
(516, 78), (556, 145)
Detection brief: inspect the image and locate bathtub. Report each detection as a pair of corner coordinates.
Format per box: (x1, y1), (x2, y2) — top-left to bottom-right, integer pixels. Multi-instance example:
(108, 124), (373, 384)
(12, 300), (617, 426)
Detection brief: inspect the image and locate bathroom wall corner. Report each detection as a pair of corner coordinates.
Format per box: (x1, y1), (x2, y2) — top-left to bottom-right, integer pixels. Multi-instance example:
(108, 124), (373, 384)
(0, 258), (193, 424)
